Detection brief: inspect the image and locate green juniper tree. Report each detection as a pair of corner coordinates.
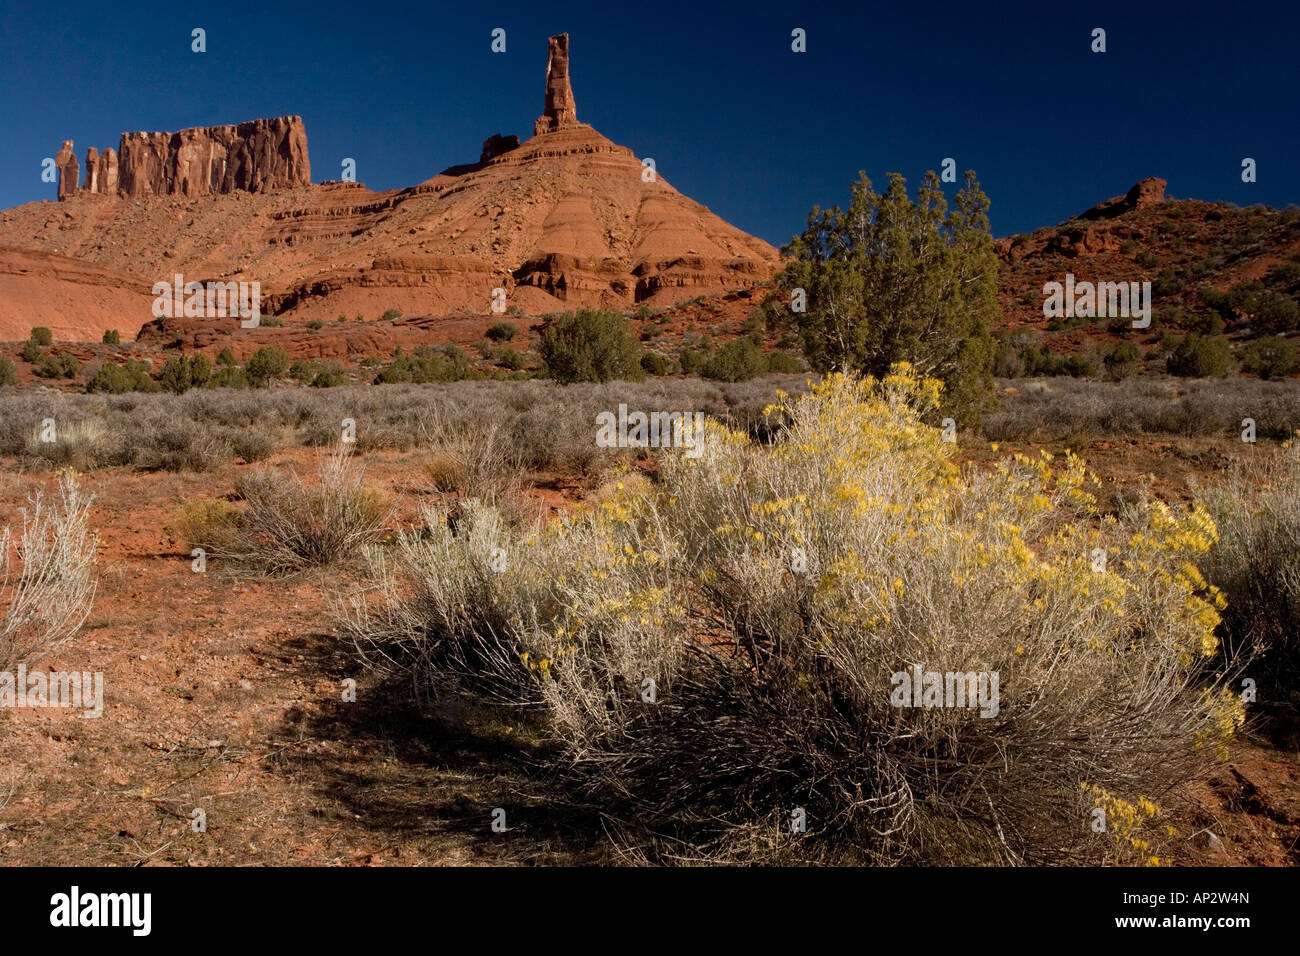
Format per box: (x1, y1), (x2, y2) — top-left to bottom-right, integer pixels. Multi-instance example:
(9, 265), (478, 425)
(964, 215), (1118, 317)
(776, 170), (999, 424)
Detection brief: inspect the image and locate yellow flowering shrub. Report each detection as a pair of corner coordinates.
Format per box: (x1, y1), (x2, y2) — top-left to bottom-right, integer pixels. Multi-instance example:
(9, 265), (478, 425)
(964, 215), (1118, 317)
(344, 368), (1240, 864)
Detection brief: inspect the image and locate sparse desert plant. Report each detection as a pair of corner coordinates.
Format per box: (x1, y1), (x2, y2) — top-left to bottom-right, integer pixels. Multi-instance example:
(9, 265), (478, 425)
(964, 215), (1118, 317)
(102, 329), (121, 345)
(86, 361), (159, 394)
(702, 335), (765, 382)
(246, 346), (289, 386)
(1239, 336), (1298, 380)
(1197, 440), (1300, 677)
(226, 426), (280, 464)
(0, 357), (16, 387)
(28, 327), (53, 347)
(136, 425), (232, 472)
(342, 368), (1239, 864)
(423, 451), (467, 492)
(417, 414), (527, 509)
(1, 473), (98, 669)
(486, 321), (519, 343)
(538, 309), (644, 384)
(1167, 334), (1233, 378)
(180, 449), (389, 574)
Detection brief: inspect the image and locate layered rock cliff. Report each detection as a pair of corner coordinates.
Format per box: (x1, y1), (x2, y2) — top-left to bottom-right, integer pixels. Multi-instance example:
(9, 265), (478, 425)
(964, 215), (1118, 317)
(56, 116), (310, 200)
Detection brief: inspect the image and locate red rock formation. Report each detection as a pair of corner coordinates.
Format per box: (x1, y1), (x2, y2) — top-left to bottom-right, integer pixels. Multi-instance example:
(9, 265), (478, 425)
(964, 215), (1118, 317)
(534, 33), (579, 135)
(480, 134), (520, 163)
(14, 40), (780, 324)
(56, 141), (79, 200)
(100, 147), (119, 194)
(1081, 177), (1167, 220)
(79, 147), (118, 194)
(83, 148), (100, 193)
(115, 116), (311, 199)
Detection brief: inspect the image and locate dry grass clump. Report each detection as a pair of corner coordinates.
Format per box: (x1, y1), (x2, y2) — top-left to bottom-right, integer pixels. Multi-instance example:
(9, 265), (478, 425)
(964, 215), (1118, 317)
(423, 452), (466, 492)
(176, 449), (389, 574)
(1, 473), (98, 669)
(1197, 439), (1300, 677)
(341, 368), (1240, 864)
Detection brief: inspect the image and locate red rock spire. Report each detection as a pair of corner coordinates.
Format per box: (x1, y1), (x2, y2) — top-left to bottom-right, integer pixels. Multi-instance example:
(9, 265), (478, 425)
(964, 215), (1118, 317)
(534, 33), (578, 136)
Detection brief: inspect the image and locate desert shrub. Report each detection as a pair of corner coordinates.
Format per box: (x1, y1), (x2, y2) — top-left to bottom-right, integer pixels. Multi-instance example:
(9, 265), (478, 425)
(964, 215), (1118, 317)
(495, 349), (527, 372)
(29, 327), (53, 347)
(246, 346), (289, 385)
(226, 427), (279, 464)
(32, 351), (77, 379)
(984, 377), (1300, 443)
(678, 346), (706, 376)
(86, 361), (158, 394)
(1239, 336), (1299, 380)
(423, 451), (467, 492)
(157, 354), (211, 394)
(538, 310), (644, 384)
(1255, 292), (1300, 335)
(374, 350), (478, 384)
(1021, 346), (1095, 378)
(180, 449), (388, 574)
(1101, 342), (1142, 380)
(640, 352), (676, 376)
(217, 348), (237, 366)
(33, 354), (60, 379)
(342, 368), (1239, 864)
(1198, 442), (1300, 677)
(102, 329), (121, 345)
(307, 319), (325, 330)
(993, 341), (1025, 378)
(486, 322), (519, 343)
(764, 351), (804, 374)
(207, 365), (250, 389)
(289, 360), (314, 383)
(0, 358), (16, 387)
(1166, 334), (1232, 378)
(20, 341), (42, 364)
(380, 309), (403, 322)
(417, 413), (527, 509)
(1, 473), (97, 669)
(310, 364), (347, 388)
(702, 336), (766, 382)
(135, 425), (231, 472)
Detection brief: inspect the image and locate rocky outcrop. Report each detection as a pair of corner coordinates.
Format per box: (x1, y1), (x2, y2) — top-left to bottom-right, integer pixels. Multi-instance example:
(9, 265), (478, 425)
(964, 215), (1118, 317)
(1081, 177), (1167, 220)
(81, 147), (119, 194)
(479, 134), (520, 163)
(118, 116), (311, 198)
(56, 141), (79, 200)
(56, 117), (310, 200)
(534, 33), (579, 135)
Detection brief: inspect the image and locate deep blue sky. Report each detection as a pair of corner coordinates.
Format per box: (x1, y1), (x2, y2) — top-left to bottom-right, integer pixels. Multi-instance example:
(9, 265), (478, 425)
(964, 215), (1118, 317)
(1, 0), (1296, 245)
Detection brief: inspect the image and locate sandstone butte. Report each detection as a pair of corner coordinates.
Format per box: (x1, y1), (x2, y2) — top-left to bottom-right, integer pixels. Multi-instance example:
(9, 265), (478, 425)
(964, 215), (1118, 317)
(0, 33), (783, 342)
